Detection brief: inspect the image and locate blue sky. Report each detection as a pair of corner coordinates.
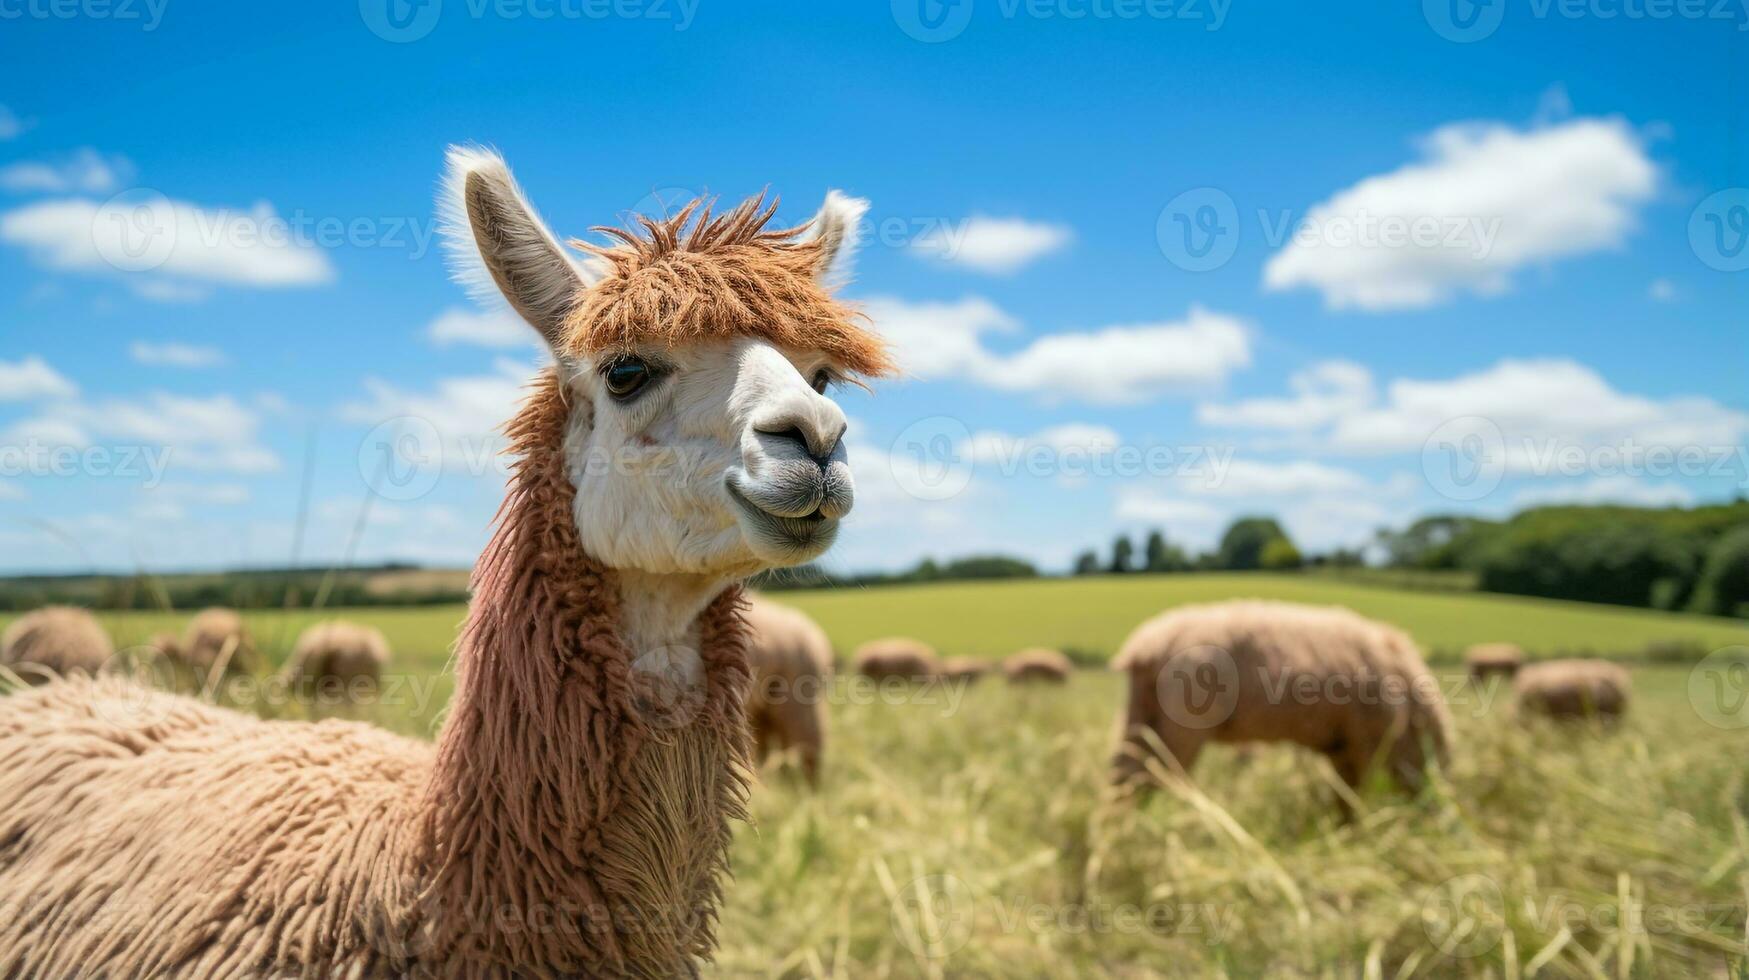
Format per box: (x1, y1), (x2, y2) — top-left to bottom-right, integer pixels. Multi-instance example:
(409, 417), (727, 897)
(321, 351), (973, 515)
(0, 1), (1745, 575)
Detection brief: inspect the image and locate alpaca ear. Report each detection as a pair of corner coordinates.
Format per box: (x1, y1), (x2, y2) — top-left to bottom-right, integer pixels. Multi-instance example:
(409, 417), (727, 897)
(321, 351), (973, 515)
(802, 189), (869, 289)
(439, 146), (598, 349)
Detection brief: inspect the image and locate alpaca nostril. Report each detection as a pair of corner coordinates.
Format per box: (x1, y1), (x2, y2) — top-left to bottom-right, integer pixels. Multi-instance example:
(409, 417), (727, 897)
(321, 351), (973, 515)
(760, 422), (839, 466)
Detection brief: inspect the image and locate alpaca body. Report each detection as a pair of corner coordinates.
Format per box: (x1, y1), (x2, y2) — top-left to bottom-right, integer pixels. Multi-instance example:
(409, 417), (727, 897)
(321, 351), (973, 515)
(1111, 601), (1452, 800)
(1514, 658), (1631, 720)
(0, 605), (111, 682)
(940, 656), (992, 684)
(1003, 647), (1072, 684)
(181, 607), (254, 674)
(0, 147), (889, 977)
(743, 596), (832, 784)
(852, 638), (939, 681)
(284, 620), (392, 697)
(1465, 642), (1524, 682)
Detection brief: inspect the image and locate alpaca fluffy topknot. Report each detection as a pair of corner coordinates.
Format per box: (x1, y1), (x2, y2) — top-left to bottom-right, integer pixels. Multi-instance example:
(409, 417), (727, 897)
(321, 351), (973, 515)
(563, 195), (895, 378)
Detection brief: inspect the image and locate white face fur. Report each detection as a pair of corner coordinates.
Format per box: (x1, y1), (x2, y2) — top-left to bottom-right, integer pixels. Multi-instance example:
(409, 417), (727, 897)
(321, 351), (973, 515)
(441, 147), (868, 581)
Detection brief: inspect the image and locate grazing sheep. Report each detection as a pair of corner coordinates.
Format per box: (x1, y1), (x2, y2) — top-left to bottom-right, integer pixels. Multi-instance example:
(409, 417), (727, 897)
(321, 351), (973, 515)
(1514, 659), (1631, 722)
(940, 656), (993, 684)
(0, 149), (893, 977)
(1004, 647), (1072, 685)
(1465, 642), (1524, 682)
(1111, 601), (1452, 808)
(283, 620), (393, 701)
(0, 606), (112, 683)
(181, 606), (256, 676)
(853, 637), (940, 681)
(743, 597), (832, 785)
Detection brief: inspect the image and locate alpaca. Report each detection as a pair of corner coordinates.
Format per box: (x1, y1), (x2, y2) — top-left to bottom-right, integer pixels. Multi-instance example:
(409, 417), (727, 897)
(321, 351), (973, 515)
(1514, 659), (1631, 722)
(181, 606), (256, 675)
(0, 606), (111, 683)
(853, 637), (939, 681)
(940, 656), (992, 684)
(1110, 601), (1452, 807)
(742, 596), (832, 785)
(282, 620), (393, 702)
(1465, 642), (1523, 683)
(0, 147), (891, 978)
(1003, 647), (1072, 685)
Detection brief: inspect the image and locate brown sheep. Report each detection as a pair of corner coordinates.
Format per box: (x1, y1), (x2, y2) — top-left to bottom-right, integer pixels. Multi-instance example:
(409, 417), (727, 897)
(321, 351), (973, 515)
(1514, 659), (1631, 721)
(853, 637), (940, 681)
(1004, 647), (1072, 685)
(742, 597), (832, 785)
(181, 607), (257, 676)
(940, 656), (993, 684)
(1465, 642), (1523, 683)
(1111, 601), (1452, 810)
(282, 621), (392, 702)
(0, 607), (112, 683)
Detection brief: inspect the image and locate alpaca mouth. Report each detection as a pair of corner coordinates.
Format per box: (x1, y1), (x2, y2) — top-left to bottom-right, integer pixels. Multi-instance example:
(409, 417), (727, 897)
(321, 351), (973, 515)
(725, 477), (840, 562)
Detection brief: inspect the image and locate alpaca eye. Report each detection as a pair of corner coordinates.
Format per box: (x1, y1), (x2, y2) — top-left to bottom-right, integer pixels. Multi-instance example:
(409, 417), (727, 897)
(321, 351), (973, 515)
(810, 369), (832, 394)
(603, 357), (653, 400)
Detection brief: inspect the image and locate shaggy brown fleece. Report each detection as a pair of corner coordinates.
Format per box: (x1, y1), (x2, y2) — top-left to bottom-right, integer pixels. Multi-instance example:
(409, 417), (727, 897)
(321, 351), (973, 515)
(1465, 642), (1524, 682)
(282, 620), (393, 699)
(1110, 601), (1453, 807)
(0, 369), (753, 978)
(1514, 659), (1631, 721)
(742, 596), (832, 786)
(0, 605), (111, 682)
(1003, 647), (1072, 685)
(565, 196), (895, 379)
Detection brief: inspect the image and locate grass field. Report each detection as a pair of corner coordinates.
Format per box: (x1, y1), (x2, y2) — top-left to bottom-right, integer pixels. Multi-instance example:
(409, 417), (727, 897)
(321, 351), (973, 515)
(4, 573), (1747, 976)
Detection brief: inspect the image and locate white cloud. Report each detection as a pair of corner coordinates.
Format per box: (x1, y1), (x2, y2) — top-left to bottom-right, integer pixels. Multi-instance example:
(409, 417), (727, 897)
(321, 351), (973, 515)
(9, 390), (280, 474)
(1513, 475), (1694, 509)
(964, 423), (1122, 466)
(340, 358), (539, 475)
(912, 215), (1073, 274)
(864, 296), (1252, 404)
(0, 195), (335, 292)
(0, 482), (23, 500)
(1179, 458), (1368, 497)
(1209, 357), (1749, 472)
(425, 307), (537, 349)
(145, 482), (251, 505)
(0, 355), (77, 401)
(131, 280), (211, 303)
(1117, 460), (1408, 554)
(1648, 278), (1676, 302)
(130, 341), (226, 368)
(0, 149), (133, 195)
(1263, 117), (1656, 311)
(0, 105), (24, 141)
(1198, 360), (1373, 431)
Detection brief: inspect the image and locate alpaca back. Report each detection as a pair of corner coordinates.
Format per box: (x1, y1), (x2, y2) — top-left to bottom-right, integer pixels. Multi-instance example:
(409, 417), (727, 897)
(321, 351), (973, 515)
(1, 606), (112, 680)
(0, 677), (429, 977)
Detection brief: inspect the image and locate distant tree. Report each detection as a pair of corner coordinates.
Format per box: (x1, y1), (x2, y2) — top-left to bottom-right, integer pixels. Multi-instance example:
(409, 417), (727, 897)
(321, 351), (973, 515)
(937, 555), (1037, 580)
(1324, 547), (1366, 568)
(1260, 538), (1303, 570)
(1143, 530), (1189, 573)
(1072, 550), (1102, 576)
(1109, 535), (1135, 574)
(1690, 525), (1749, 618)
(1217, 517), (1292, 571)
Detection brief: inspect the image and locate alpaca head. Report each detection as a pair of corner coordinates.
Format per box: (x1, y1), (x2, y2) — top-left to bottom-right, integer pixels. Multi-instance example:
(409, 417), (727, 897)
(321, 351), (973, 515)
(442, 148), (893, 579)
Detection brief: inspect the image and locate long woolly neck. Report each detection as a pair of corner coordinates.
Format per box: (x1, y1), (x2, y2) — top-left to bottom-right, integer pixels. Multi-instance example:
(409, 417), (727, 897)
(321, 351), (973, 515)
(414, 369), (752, 978)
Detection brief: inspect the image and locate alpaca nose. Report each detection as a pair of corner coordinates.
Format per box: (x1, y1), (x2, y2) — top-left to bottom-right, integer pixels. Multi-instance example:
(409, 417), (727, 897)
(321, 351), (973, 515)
(755, 411), (846, 467)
